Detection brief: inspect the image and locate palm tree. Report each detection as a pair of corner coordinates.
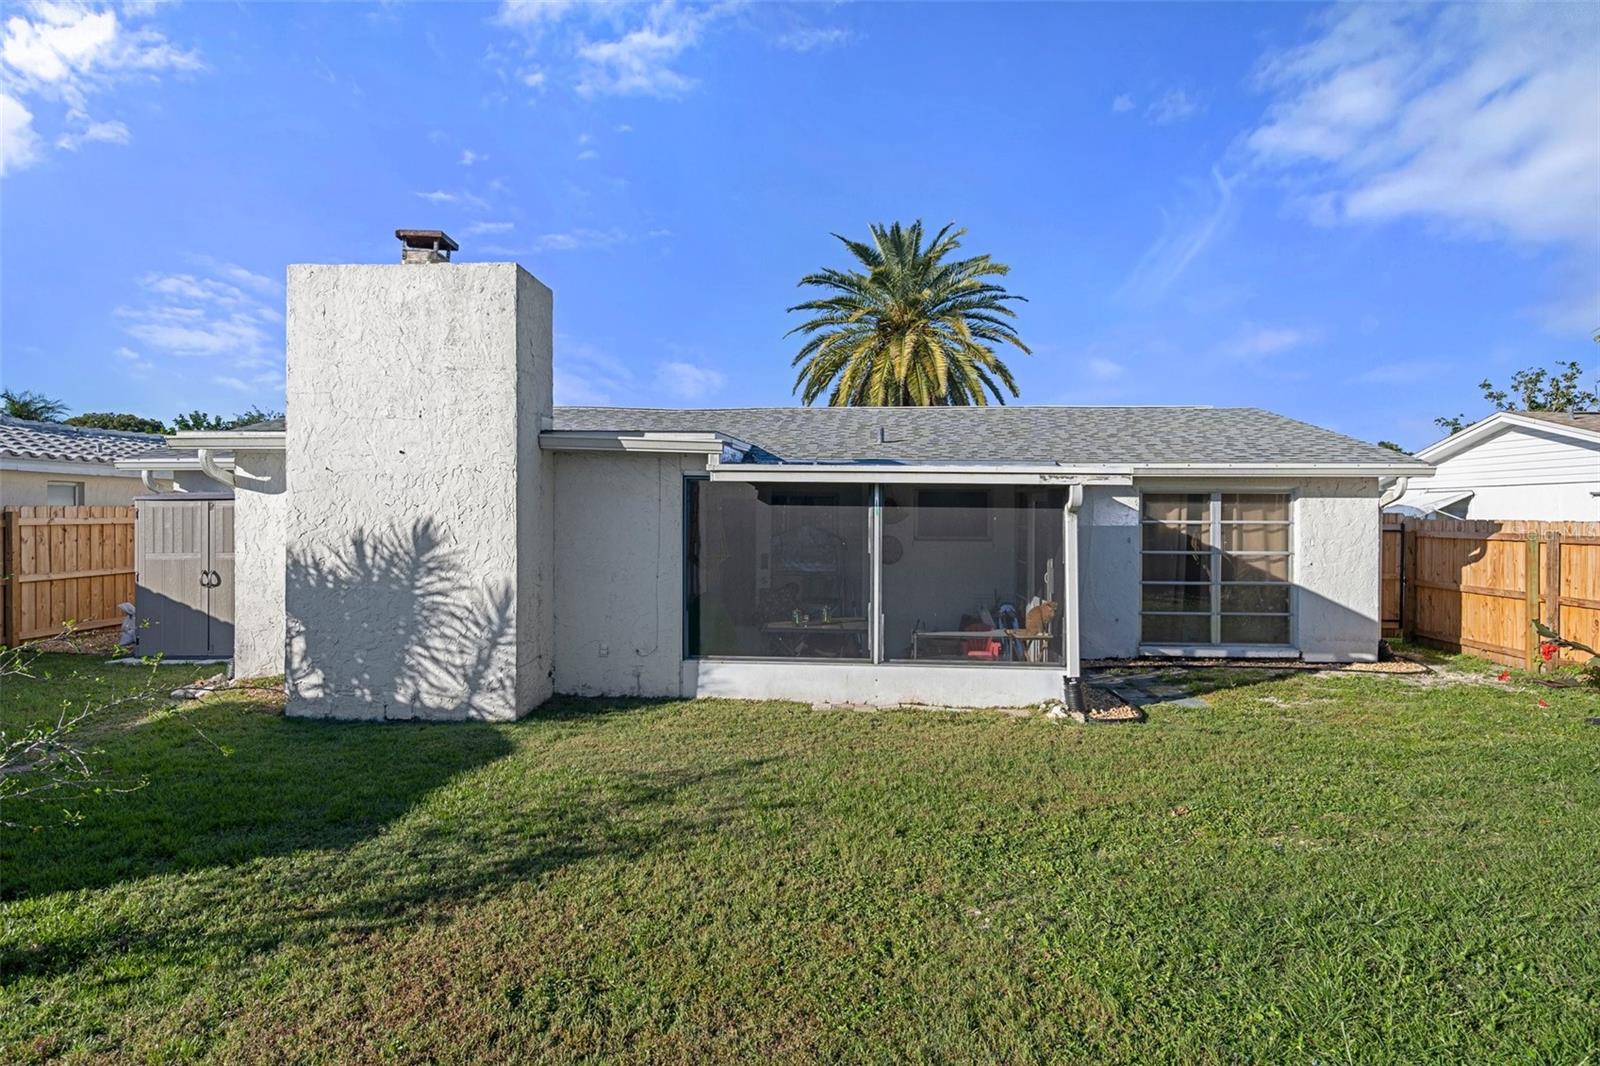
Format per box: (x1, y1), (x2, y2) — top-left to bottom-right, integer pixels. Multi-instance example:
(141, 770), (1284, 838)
(787, 221), (1030, 406)
(1, 389), (68, 421)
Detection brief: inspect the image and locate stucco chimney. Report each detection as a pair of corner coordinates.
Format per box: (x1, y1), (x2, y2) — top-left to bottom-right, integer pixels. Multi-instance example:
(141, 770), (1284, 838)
(284, 250), (554, 722)
(396, 229), (459, 264)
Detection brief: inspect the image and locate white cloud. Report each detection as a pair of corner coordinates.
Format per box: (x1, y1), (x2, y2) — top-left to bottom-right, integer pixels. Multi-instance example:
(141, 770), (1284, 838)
(116, 263), (283, 378)
(1146, 88), (1199, 124)
(466, 220), (515, 235)
(655, 360), (724, 401)
(518, 67), (546, 89)
(573, 1), (734, 98)
(1220, 324), (1319, 359)
(459, 148), (483, 166)
(0, 91), (39, 173)
(552, 335), (633, 406)
(0, 1), (200, 173)
(533, 226), (625, 252)
(1350, 360), (1443, 385)
(113, 344), (152, 376)
(775, 26), (851, 53)
(1085, 357), (1123, 381)
(416, 189), (457, 204)
(1248, 4), (1600, 246)
(1110, 93), (1134, 114)
(55, 115), (126, 149)
(576, 147), (596, 161)
(495, 0), (582, 28)
(1118, 167), (1236, 303)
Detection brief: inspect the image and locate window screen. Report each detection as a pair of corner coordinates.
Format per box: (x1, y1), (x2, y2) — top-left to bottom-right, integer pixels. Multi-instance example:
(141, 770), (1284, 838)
(1141, 492), (1291, 647)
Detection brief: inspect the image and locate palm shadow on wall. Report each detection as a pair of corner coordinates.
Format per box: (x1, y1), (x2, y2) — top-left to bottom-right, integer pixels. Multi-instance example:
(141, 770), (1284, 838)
(286, 518), (520, 720)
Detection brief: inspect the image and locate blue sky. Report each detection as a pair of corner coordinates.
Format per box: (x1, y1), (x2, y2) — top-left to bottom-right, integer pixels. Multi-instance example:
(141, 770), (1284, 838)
(1, 1), (1595, 450)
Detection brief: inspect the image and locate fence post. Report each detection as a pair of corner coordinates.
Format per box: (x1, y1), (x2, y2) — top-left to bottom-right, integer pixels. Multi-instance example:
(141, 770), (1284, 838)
(1524, 534), (1540, 672)
(1400, 521), (1417, 641)
(1, 510), (17, 648)
(1542, 531), (1561, 669)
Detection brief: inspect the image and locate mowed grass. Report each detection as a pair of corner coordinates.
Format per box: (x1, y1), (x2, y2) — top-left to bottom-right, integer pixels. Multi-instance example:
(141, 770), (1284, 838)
(2, 654), (1598, 1063)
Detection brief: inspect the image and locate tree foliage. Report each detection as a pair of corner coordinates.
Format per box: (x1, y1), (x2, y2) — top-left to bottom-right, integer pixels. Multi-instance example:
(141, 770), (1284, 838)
(65, 412), (169, 434)
(1436, 359), (1600, 433)
(2, 388), (68, 421)
(787, 221), (1029, 406)
(171, 406), (283, 432)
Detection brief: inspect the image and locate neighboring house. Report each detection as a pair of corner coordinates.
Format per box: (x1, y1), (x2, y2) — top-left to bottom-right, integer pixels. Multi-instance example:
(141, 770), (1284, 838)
(0, 415), (173, 506)
(1387, 411), (1600, 521)
(117, 234), (1428, 719)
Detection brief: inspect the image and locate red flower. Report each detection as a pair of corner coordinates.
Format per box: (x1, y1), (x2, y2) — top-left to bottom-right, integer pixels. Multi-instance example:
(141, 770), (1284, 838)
(1538, 699), (1550, 709)
(1496, 670), (1511, 682)
(1539, 642), (1558, 663)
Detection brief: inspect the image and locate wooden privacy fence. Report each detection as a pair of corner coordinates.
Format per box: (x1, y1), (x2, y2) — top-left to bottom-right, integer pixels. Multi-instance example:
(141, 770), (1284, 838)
(1382, 516), (1600, 669)
(1, 506), (136, 646)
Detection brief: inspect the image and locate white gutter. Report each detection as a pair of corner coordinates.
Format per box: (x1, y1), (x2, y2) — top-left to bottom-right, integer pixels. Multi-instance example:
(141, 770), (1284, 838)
(197, 448), (235, 487)
(1, 457), (144, 478)
(167, 430), (286, 451)
(538, 430), (738, 455)
(1378, 476), (1410, 507)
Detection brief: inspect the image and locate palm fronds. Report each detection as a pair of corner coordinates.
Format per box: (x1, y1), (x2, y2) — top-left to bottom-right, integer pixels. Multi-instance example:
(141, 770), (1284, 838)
(787, 221), (1029, 406)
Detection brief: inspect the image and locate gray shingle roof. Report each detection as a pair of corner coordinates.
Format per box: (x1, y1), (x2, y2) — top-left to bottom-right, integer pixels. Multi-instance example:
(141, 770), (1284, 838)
(1516, 410), (1600, 433)
(0, 415), (166, 466)
(550, 406), (1426, 467)
(147, 406), (1425, 468)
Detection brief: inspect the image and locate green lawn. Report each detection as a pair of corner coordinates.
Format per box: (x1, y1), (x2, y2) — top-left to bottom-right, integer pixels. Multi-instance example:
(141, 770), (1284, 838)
(3, 653), (1598, 1063)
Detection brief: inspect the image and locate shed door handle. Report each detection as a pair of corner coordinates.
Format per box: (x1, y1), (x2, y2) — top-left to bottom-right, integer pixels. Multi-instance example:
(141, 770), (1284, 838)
(199, 569), (221, 588)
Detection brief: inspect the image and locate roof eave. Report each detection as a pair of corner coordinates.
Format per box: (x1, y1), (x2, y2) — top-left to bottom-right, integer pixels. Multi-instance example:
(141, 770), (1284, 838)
(1415, 411), (1600, 462)
(166, 430), (287, 451)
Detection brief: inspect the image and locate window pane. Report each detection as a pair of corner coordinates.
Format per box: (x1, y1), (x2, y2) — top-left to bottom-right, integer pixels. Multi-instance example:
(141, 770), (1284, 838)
(1220, 524), (1290, 552)
(1141, 614), (1213, 643)
(1221, 615), (1291, 644)
(1142, 552), (1212, 582)
(1143, 494), (1209, 522)
(1221, 493), (1289, 522)
(885, 485), (1063, 664)
(1221, 585), (1291, 614)
(1142, 523), (1213, 552)
(687, 481), (869, 659)
(1143, 584), (1211, 612)
(46, 481), (83, 506)
(1222, 554), (1289, 582)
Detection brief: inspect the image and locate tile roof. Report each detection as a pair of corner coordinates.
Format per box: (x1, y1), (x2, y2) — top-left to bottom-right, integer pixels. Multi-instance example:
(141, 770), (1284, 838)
(0, 415), (166, 466)
(549, 405), (1427, 467)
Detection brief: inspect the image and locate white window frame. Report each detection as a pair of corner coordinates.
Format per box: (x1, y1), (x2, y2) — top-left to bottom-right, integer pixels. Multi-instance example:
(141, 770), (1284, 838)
(46, 480), (85, 506)
(1139, 490), (1294, 651)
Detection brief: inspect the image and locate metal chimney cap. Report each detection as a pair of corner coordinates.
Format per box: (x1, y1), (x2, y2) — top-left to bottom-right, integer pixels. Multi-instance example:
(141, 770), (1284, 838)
(395, 229), (459, 252)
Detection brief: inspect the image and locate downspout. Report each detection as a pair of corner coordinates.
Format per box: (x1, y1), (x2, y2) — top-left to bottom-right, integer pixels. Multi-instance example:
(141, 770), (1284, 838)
(1063, 483), (1086, 713)
(1378, 476), (1409, 508)
(197, 448), (235, 487)
(139, 469), (164, 494)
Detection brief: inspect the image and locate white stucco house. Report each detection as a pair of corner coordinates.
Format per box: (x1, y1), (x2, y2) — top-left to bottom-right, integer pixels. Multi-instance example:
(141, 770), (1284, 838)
(0, 416), (173, 506)
(1386, 411), (1600, 521)
(119, 233), (1429, 720)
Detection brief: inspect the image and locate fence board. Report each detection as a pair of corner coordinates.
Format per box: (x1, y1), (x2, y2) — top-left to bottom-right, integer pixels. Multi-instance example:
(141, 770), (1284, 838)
(1382, 516), (1600, 668)
(1, 506), (136, 645)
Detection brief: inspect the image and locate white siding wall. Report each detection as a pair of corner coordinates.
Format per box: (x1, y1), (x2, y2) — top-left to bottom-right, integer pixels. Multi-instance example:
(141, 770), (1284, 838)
(1395, 425), (1600, 521)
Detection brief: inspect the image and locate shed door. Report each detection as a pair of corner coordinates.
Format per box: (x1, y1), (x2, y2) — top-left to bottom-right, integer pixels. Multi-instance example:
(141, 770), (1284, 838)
(136, 500), (211, 657)
(207, 500), (235, 654)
